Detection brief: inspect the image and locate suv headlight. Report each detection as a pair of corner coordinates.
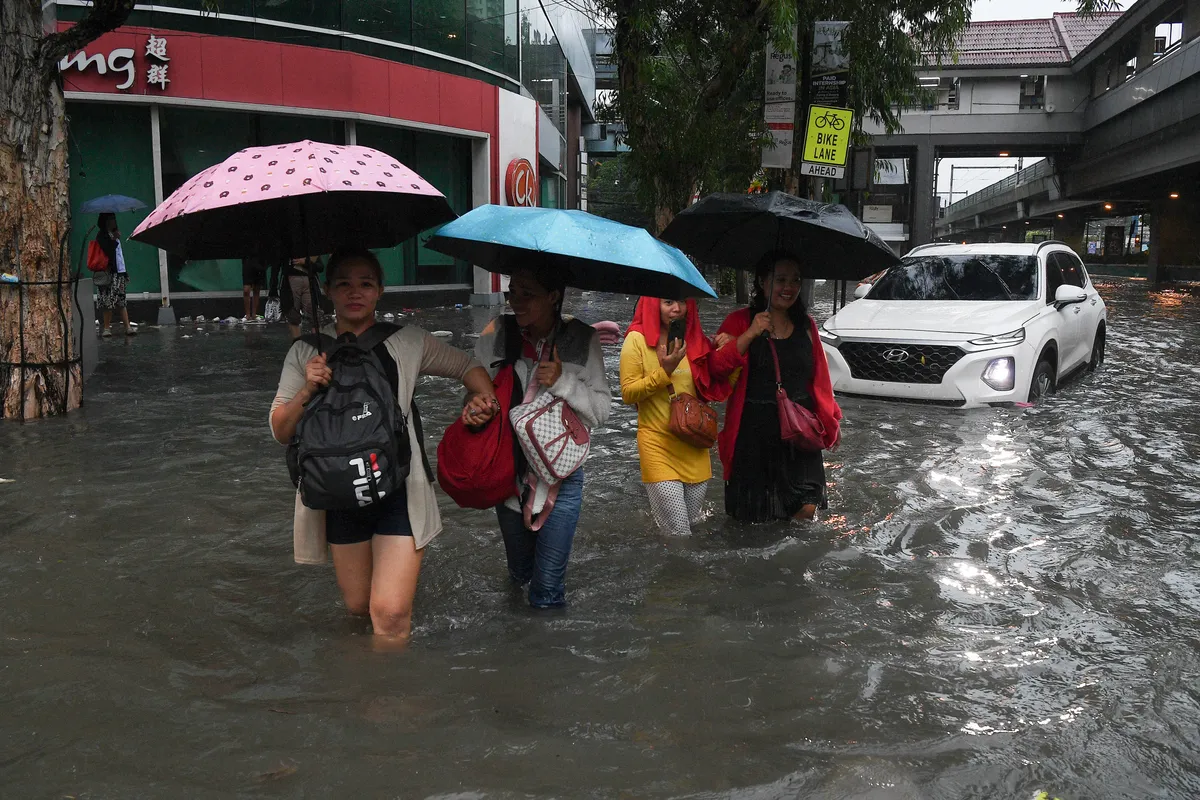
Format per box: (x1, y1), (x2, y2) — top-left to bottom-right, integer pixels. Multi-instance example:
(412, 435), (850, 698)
(981, 357), (1016, 391)
(968, 328), (1025, 349)
(818, 326), (841, 346)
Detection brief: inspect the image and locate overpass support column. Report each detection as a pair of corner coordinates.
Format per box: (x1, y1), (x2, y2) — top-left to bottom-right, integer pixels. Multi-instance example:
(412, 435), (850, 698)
(1054, 210), (1088, 255)
(1149, 196), (1200, 284)
(911, 139), (936, 247)
(1186, 0), (1200, 43)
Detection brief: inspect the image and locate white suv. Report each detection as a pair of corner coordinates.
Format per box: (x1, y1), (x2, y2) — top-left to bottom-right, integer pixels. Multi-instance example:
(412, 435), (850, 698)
(820, 242), (1106, 407)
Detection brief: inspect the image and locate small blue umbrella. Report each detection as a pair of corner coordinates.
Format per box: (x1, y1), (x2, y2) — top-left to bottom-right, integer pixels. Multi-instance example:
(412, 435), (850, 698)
(425, 205), (717, 299)
(78, 194), (148, 214)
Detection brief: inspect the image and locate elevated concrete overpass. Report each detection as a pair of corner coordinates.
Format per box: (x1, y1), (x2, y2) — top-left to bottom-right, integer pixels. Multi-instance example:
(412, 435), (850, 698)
(860, 0), (1200, 278)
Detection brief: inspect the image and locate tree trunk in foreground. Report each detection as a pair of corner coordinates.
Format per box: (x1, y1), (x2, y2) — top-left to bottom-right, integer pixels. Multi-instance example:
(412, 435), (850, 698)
(1, 4), (78, 418)
(1, 0), (134, 419)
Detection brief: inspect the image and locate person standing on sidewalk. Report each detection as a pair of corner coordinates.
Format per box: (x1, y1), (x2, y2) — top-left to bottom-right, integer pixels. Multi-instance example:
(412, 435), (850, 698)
(241, 257), (268, 323)
(285, 255), (323, 340)
(94, 214), (137, 338)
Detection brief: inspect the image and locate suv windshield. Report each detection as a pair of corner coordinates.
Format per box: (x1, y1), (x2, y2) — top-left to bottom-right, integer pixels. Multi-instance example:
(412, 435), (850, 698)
(869, 254), (1039, 301)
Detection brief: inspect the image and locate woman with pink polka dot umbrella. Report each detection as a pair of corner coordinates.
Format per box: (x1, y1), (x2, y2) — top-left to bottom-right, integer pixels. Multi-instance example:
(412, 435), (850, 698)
(131, 140), (455, 335)
(133, 142), (495, 643)
(132, 140), (453, 261)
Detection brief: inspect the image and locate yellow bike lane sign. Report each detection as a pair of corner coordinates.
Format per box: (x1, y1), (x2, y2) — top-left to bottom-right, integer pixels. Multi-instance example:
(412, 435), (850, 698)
(801, 105), (853, 178)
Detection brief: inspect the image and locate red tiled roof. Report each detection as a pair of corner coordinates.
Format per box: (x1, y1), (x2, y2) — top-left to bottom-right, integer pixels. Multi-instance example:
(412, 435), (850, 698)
(1053, 12), (1123, 58)
(924, 12), (1123, 67)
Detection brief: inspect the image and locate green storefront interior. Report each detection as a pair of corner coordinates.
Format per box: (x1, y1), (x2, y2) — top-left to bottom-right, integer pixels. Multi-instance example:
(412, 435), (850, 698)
(66, 101), (474, 297)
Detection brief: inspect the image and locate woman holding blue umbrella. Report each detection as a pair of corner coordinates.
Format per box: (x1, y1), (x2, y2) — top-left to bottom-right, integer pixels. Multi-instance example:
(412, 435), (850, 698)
(473, 261), (610, 608)
(428, 205), (717, 608)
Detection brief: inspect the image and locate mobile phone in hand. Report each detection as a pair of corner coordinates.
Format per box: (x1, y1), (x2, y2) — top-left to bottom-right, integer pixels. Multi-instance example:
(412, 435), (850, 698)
(667, 318), (687, 350)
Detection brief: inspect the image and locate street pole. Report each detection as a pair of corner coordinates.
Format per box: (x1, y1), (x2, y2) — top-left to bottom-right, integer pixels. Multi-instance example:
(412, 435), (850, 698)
(786, 19), (814, 198)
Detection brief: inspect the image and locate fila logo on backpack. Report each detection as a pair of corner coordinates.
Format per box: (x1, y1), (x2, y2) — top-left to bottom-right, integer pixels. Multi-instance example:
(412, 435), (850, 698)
(286, 324), (412, 510)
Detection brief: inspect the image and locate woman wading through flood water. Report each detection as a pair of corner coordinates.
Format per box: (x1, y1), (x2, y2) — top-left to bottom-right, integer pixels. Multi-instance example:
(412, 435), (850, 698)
(620, 296), (728, 535)
(270, 247), (498, 644)
(710, 255), (842, 522)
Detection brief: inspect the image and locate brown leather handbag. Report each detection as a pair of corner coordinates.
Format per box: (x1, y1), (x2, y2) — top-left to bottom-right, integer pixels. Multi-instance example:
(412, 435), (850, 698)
(667, 384), (719, 449)
(768, 339), (825, 452)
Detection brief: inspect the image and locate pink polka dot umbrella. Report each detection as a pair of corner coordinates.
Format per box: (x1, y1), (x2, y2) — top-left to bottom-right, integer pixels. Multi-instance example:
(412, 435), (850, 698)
(130, 140), (455, 261)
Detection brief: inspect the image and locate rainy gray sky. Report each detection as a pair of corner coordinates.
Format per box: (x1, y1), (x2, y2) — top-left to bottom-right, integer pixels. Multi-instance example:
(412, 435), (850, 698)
(936, 1), (1129, 204)
(971, 0), (1125, 20)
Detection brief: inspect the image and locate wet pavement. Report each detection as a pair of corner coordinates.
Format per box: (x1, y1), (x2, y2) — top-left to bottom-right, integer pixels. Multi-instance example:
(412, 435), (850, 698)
(2, 278), (1199, 799)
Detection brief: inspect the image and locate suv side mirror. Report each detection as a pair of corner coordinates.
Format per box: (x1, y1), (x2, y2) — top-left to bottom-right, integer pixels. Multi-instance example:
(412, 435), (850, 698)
(853, 283), (872, 299)
(1054, 285), (1087, 309)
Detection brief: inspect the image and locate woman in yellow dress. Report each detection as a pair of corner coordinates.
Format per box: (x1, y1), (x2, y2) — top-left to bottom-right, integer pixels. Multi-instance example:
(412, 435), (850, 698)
(619, 297), (729, 534)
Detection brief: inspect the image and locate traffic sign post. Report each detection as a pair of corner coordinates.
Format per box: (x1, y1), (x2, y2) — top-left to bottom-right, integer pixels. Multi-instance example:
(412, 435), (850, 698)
(801, 104), (852, 179)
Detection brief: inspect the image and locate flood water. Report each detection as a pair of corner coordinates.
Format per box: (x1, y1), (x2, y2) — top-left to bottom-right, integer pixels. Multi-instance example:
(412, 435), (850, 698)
(2, 278), (1199, 799)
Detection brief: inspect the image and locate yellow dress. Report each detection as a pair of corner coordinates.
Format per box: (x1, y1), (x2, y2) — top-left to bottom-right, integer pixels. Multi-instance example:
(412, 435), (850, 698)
(619, 331), (713, 485)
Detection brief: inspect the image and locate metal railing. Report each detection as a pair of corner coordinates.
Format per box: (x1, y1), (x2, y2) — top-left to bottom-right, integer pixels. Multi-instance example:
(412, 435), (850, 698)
(944, 159), (1055, 217)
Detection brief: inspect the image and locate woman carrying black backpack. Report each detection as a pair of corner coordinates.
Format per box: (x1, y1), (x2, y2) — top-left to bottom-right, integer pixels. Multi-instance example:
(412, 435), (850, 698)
(270, 247), (498, 645)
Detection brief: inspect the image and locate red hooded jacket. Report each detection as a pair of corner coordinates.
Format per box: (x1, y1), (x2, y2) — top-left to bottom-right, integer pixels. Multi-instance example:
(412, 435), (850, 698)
(625, 297), (731, 403)
(708, 308), (842, 480)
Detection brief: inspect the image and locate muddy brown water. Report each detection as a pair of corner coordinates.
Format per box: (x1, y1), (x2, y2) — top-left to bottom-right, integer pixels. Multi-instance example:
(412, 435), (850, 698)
(2, 279), (1198, 798)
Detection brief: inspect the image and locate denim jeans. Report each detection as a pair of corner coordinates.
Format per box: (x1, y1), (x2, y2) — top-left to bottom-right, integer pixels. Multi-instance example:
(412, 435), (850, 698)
(495, 470), (585, 608)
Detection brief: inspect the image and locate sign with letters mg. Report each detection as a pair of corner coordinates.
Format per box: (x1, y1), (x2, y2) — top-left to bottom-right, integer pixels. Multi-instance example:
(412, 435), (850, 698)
(801, 105), (853, 179)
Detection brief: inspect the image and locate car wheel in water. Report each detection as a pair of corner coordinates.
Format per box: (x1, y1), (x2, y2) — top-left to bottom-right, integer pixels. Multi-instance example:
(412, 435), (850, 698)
(1088, 328), (1105, 373)
(1028, 359), (1056, 403)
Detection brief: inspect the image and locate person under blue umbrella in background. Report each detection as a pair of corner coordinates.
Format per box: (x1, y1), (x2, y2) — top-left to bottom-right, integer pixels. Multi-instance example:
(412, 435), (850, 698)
(93, 213), (137, 338)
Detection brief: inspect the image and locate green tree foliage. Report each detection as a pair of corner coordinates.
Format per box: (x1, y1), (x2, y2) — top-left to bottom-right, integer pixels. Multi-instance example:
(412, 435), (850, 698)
(586, 155), (654, 231)
(598, 0), (1119, 231)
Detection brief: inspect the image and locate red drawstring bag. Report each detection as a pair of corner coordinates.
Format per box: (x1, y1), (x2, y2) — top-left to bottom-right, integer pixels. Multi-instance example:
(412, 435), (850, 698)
(86, 241), (110, 272)
(437, 363), (522, 509)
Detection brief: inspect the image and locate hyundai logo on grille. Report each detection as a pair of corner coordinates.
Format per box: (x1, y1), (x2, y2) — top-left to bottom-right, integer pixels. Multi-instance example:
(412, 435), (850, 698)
(883, 348), (911, 363)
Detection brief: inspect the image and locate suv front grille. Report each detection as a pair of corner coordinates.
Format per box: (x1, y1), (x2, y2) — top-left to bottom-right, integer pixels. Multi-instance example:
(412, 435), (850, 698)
(838, 342), (964, 384)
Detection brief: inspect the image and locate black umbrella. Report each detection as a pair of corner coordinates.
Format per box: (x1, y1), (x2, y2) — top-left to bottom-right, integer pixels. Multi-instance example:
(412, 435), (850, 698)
(660, 191), (899, 281)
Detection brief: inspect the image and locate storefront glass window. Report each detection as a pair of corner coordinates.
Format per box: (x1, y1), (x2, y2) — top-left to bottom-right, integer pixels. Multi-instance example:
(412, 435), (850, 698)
(412, 0), (467, 60)
(159, 108), (255, 295)
(66, 103), (158, 295)
(58, 1), (533, 91)
(355, 123), (416, 287)
(412, 131), (472, 285)
(539, 173), (563, 209)
(343, 0), (412, 46)
(158, 108), (346, 294)
(466, 0), (518, 78)
(521, 6), (568, 133)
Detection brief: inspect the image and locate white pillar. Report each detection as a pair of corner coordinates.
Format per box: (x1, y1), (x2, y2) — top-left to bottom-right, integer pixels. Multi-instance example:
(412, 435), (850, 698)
(470, 135), (502, 304)
(345, 119), (357, 146)
(149, 104), (175, 324)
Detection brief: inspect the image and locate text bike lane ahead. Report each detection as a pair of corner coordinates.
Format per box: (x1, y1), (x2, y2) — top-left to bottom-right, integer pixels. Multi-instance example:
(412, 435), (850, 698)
(801, 105), (853, 179)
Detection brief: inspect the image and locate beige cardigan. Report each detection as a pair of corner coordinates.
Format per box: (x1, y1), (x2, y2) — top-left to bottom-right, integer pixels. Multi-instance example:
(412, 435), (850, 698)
(270, 324), (481, 562)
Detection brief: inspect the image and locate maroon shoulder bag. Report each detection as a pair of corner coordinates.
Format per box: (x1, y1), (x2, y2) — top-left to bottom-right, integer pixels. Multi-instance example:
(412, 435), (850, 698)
(767, 338), (825, 452)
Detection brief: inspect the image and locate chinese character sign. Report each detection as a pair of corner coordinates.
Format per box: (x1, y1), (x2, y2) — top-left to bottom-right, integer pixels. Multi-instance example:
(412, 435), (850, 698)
(59, 33), (173, 93)
(145, 34), (170, 90)
(145, 35), (170, 62)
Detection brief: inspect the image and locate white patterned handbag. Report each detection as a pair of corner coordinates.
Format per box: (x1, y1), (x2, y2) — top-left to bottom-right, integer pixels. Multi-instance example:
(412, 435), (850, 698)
(509, 387), (591, 485)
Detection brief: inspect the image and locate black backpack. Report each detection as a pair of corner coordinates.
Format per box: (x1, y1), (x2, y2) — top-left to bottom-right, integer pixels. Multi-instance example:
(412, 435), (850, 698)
(286, 323), (412, 511)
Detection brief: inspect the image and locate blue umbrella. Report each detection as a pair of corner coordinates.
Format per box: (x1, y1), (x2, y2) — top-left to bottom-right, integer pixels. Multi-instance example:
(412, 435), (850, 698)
(78, 194), (148, 214)
(425, 205), (717, 299)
